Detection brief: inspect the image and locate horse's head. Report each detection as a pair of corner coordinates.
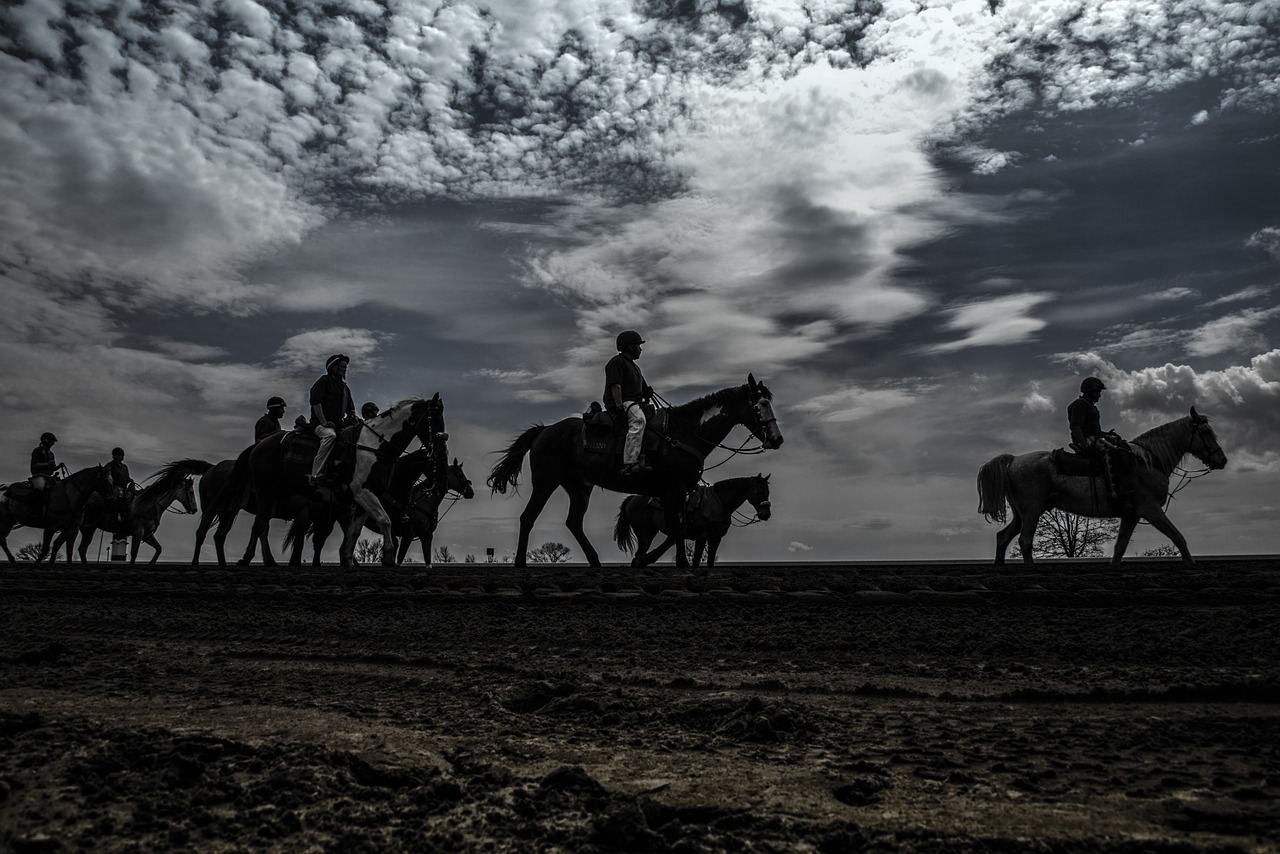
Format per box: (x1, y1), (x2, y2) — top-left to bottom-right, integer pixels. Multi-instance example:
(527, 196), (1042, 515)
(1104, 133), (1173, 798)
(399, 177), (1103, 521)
(747, 473), (772, 521)
(447, 458), (475, 499)
(91, 465), (115, 498)
(1188, 407), (1227, 470)
(744, 374), (784, 450)
(177, 477), (199, 514)
(379, 394), (448, 451)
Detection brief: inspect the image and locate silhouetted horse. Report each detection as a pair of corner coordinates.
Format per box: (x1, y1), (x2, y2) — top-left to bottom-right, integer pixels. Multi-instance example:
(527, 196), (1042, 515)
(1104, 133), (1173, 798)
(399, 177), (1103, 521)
(216, 396), (447, 566)
(50, 459), (209, 565)
(1, 465), (115, 563)
(191, 450), (328, 566)
(488, 375), (783, 568)
(614, 474), (771, 567)
(978, 408), (1226, 565)
(286, 454), (474, 566)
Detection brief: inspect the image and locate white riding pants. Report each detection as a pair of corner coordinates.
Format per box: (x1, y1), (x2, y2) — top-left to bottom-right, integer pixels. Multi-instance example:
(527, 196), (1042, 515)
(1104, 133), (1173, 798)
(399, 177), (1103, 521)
(623, 401), (646, 465)
(311, 424), (338, 479)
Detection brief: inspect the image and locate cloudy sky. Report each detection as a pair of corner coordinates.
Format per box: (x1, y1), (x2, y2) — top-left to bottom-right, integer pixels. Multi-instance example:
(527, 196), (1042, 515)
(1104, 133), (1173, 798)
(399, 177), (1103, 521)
(3, 0), (1278, 563)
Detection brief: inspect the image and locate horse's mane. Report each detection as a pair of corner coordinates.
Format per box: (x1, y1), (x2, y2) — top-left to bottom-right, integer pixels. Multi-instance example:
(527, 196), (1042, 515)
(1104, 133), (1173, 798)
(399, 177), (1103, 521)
(670, 383), (761, 418)
(1131, 416), (1196, 473)
(139, 460), (199, 502)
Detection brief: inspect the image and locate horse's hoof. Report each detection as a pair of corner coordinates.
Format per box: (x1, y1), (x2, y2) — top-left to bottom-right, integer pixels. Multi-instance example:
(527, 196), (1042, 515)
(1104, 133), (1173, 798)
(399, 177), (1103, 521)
(236, 559), (250, 566)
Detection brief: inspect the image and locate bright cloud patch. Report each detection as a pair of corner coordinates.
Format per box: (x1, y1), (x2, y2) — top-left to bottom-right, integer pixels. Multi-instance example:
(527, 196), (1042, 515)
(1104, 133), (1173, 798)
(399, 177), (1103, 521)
(929, 294), (1052, 353)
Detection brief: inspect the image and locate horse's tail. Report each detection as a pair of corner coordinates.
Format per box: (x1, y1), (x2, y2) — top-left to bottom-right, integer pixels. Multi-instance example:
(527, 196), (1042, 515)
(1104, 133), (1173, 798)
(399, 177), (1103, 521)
(977, 454), (1014, 523)
(486, 424), (546, 495)
(282, 517), (312, 554)
(614, 498), (637, 554)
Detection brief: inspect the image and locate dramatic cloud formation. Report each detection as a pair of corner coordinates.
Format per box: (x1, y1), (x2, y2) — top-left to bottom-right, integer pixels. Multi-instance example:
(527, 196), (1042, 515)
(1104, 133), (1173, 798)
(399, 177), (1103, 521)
(2, 0), (1279, 560)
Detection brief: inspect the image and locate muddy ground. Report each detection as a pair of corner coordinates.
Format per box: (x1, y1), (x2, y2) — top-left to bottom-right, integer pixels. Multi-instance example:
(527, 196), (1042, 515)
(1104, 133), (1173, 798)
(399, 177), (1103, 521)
(2, 558), (1279, 852)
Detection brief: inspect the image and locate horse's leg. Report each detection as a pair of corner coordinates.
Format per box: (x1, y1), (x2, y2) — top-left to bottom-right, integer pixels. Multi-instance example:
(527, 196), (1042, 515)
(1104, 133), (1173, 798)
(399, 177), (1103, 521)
(1110, 513), (1140, 566)
(704, 535), (722, 568)
(77, 527), (93, 564)
(351, 490), (394, 566)
(563, 482), (600, 567)
(663, 489), (689, 569)
(213, 511), (237, 567)
(130, 534), (144, 565)
(1, 521), (14, 563)
(1138, 507), (1195, 565)
(1017, 508), (1042, 566)
(994, 510), (1021, 566)
(143, 533), (162, 565)
(514, 483), (557, 569)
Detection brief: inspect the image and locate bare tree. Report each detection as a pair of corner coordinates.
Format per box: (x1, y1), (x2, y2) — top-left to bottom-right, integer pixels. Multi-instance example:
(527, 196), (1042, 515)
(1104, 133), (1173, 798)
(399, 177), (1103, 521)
(464, 553), (477, 563)
(16, 543), (43, 562)
(433, 546), (456, 564)
(527, 541), (572, 563)
(1010, 509), (1120, 559)
(1141, 544), (1180, 557)
(354, 538), (382, 564)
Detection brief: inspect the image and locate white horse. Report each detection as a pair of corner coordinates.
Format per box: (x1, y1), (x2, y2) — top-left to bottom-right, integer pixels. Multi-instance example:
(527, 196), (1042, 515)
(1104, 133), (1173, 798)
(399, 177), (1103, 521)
(977, 407), (1227, 565)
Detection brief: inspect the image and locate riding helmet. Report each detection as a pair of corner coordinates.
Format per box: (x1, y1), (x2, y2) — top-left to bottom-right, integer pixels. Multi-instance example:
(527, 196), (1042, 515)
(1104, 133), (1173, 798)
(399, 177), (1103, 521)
(616, 330), (645, 351)
(111, 447), (124, 457)
(40, 432), (57, 443)
(326, 353), (350, 371)
(267, 396), (286, 409)
(1080, 377), (1106, 393)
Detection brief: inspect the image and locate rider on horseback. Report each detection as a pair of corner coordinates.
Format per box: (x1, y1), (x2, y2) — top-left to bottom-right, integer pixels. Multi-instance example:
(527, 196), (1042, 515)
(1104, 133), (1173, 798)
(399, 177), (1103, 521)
(309, 354), (355, 486)
(604, 330), (654, 476)
(105, 447), (136, 528)
(256, 396), (287, 443)
(29, 432), (58, 523)
(1069, 377), (1136, 512)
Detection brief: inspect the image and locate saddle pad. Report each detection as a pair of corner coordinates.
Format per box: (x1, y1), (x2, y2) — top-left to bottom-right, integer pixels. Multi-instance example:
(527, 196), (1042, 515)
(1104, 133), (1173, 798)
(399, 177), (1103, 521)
(1052, 447), (1104, 477)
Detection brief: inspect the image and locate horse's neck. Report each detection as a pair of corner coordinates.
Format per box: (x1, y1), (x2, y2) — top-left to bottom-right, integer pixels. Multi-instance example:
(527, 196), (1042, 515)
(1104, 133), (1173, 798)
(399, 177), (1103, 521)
(1132, 419), (1190, 477)
(670, 389), (747, 452)
(389, 453), (431, 496)
(713, 479), (754, 512)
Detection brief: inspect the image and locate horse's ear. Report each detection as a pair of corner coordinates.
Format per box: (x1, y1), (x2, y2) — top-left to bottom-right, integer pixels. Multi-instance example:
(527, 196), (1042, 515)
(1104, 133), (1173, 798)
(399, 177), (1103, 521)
(453, 457), (459, 466)
(1190, 405), (1201, 422)
(748, 373), (757, 389)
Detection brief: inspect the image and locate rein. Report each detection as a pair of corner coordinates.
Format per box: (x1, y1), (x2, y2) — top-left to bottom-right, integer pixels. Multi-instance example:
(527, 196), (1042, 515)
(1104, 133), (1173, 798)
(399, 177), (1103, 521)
(651, 388), (773, 467)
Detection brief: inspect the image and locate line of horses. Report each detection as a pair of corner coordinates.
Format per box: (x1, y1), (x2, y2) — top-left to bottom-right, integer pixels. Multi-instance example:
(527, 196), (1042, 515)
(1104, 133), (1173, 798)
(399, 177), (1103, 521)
(0, 372), (1230, 568)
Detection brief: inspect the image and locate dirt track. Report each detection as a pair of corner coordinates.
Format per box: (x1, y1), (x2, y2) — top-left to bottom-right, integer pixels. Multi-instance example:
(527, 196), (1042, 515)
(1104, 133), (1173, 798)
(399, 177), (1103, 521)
(3, 558), (1279, 852)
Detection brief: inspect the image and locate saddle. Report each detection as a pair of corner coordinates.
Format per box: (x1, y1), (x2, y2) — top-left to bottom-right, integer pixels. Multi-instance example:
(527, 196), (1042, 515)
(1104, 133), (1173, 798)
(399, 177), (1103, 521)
(280, 423), (360, 484)
(581, 400), (666, 459)
(2, 481), (37, 504)
(640, 485), (726, 537)
(1051, 447), (1106, 477)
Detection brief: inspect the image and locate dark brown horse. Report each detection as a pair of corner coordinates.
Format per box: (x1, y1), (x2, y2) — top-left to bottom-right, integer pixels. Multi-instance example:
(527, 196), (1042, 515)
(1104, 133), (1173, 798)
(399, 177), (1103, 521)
(224, 396), (447, 566)
(1, 465), (115, 563)
(487, 375), (783, 568)
(978, 408), (1227, 565)
(286, 454), (474, 566)
(50, 459), (209, 565)
(191, 449), (328, 566)
(614, 474), (771, 567)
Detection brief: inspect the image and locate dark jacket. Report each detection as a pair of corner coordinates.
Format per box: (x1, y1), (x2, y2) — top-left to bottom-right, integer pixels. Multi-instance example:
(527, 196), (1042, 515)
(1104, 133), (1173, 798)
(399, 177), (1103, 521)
(255, 414), (282, 443)
(106, 459), (132, 490)
(310, 374), (354, 426)
(31, 445), (56, 477)
(1068, 397), (1103, 448)
(603, 353), (646, 410)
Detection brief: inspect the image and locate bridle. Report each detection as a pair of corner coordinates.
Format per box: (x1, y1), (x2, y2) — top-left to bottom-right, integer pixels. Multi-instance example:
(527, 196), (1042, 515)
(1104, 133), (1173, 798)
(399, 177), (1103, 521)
(653, 385), (780, 473)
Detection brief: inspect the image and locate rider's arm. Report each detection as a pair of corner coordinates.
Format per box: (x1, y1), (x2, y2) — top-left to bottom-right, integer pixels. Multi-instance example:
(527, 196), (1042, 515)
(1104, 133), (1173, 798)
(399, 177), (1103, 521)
(610, 384), (626, 410)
